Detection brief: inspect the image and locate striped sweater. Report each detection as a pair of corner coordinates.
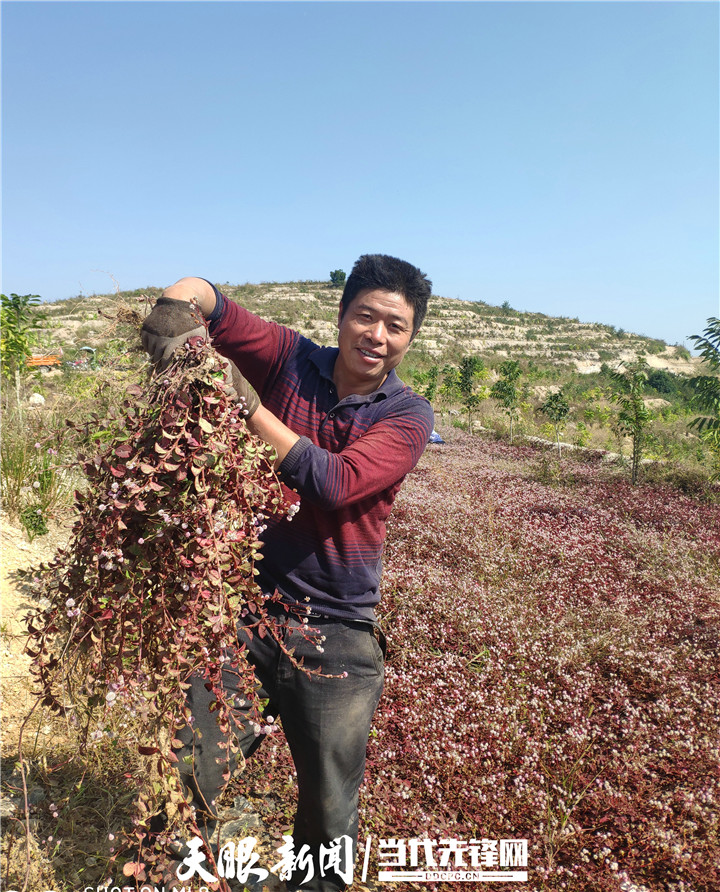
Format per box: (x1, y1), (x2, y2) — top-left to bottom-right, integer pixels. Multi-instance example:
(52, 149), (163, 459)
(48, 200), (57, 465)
(210, 296), (434, 622)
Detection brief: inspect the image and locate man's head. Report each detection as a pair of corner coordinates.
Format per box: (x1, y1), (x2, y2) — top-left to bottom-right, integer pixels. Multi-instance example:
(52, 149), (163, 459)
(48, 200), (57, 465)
(340, 254), (432, 339)
(332, 255), (432, 397)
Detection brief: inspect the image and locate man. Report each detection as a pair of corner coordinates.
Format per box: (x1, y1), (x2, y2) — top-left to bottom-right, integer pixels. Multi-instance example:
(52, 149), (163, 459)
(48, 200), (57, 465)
(141, 254), (433, 891)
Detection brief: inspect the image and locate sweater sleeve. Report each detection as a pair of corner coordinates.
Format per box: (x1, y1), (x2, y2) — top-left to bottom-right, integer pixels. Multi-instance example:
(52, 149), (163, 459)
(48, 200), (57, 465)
(278, 396), (433, 510)
(209, 294), (300, 396)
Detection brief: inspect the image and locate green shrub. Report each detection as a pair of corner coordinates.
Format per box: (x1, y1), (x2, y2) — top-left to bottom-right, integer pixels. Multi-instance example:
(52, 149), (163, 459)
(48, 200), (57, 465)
(573, 421), (591, 448)
(20, 503), (49, 540)
(647, 369), (678, 395)
(645, 339), (666, 355)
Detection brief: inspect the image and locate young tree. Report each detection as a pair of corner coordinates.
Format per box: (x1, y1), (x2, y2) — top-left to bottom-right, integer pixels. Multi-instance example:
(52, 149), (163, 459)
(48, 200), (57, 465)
(459, 355), (485, 431)
(540, 389), (571, 457)
(422, 364), (440, 403)
(1, 293), (42, 374)
(490, 359), (522, 443)
(329, 269), (346, 288)
(610, 358), (652, 485)
(0, 292), (43, 406)
(689, 317), (720, 477)
(437, 364), (461, 423)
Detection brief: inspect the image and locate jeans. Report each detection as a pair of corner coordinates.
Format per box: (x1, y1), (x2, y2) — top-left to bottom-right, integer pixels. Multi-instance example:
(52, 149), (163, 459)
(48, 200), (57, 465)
(177, 608), (385, 891)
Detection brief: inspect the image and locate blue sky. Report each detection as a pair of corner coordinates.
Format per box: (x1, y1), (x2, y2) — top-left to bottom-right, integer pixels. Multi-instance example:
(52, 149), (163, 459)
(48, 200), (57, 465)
(2, 1), (718, 348)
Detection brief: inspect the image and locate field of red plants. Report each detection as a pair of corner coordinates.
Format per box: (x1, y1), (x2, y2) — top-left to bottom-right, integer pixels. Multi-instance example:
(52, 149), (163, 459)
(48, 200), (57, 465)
(245, 427), (720, 892)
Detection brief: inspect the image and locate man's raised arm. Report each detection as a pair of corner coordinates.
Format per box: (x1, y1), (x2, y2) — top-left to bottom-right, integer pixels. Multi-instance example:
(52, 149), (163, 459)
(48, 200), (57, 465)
(140, 277), (217, 368)
(161, 277), (217, 315)
(142, 277), (301, 466)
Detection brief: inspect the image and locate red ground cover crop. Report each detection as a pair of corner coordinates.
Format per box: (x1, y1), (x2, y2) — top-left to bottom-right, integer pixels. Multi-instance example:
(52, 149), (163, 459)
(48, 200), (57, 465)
(370, 429), (720, 891)
(246, 428), (719, 892)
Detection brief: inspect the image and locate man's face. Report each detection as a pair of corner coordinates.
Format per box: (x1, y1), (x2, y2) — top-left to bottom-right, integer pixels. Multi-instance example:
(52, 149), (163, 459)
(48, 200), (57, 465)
(334, 289), (415, 396)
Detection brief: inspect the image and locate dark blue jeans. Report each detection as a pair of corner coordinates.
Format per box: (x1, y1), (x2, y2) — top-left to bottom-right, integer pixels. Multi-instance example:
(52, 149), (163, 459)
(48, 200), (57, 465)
(177, 609), (385, 891)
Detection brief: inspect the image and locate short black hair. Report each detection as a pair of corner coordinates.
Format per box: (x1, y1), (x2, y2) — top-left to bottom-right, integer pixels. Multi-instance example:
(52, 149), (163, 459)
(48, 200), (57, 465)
(340, 254), (432, 337)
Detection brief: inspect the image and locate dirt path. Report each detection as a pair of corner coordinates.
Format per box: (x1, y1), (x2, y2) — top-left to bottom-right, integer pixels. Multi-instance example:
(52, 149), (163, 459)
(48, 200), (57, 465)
(1, 515), (74, 757)
(1, 516), (77, 890)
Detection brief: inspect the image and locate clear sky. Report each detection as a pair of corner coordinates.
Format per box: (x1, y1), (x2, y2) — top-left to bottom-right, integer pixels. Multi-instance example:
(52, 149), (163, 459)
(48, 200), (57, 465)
(2, 0), (718, 348)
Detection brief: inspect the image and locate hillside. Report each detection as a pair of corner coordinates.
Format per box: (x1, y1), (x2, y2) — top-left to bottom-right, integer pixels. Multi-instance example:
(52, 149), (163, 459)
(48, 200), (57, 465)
(22, 280), (716, 480)
(35, 281), (701, 378)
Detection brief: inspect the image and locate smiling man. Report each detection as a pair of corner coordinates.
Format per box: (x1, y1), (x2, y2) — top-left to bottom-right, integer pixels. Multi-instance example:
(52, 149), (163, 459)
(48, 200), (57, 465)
(141, 254), (433, 891)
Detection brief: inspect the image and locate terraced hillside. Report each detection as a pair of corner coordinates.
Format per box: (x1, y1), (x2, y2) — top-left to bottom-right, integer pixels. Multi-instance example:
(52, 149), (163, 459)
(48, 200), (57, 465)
(35, 281), (700, 378)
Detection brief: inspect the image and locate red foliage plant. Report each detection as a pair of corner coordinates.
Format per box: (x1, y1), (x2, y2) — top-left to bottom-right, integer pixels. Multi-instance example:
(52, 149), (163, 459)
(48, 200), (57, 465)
(23, 337), (295, 879)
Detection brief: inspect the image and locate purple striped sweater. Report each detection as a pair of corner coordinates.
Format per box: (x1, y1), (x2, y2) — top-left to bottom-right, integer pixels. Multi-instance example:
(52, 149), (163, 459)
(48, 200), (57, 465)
(210, 296), (434, 622)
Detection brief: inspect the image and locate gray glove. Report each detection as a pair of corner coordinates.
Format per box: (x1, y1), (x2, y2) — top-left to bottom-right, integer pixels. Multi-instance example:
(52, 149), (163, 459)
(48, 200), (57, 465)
(220, 357), (261, 417)
(141, 297), (207, 369)
(142, 297), (260, 415)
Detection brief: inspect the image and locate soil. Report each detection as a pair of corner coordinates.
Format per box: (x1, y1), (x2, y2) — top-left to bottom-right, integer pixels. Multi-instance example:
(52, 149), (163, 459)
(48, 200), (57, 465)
(1, 515), (75, 758)
(1, 515), (76, 892)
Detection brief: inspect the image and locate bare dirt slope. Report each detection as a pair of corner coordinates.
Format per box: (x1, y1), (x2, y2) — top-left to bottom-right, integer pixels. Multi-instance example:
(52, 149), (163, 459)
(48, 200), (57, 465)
(1, 516), (74, 757)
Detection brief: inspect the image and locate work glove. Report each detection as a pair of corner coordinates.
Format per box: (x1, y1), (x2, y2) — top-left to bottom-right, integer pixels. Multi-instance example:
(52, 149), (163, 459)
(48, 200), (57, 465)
(141, 297), (207, 369)
(220, 357), (261, 418)
(142, 297), (260, 416)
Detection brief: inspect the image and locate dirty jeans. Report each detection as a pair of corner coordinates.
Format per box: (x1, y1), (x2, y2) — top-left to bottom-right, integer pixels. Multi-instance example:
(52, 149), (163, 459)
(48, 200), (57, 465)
(177, 608), (385, 891)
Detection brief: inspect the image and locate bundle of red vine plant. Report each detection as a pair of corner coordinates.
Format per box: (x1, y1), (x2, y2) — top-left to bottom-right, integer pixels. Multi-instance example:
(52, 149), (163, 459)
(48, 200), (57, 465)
(23, 336), (291, 880)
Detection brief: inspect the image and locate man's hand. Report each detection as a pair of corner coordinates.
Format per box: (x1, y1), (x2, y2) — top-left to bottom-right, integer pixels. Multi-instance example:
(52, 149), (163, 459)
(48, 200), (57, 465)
(221, 357), (261, 417)
(142, 290), (259, 416)
(141, 297), (207, 369)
